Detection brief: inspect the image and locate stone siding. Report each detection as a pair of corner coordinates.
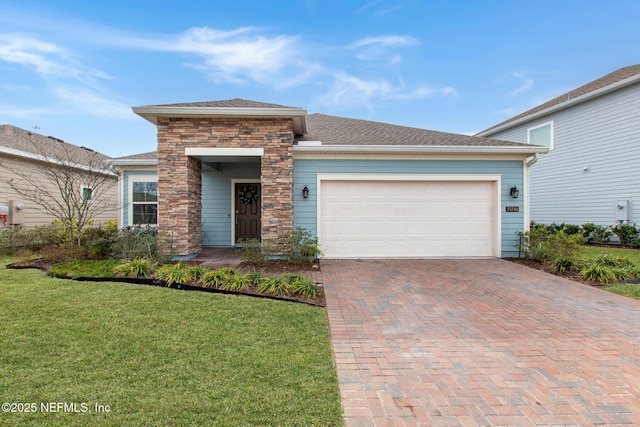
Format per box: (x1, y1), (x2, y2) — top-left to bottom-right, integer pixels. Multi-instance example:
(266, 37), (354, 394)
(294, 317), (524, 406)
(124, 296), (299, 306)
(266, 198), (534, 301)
(157, 117), (294, 255)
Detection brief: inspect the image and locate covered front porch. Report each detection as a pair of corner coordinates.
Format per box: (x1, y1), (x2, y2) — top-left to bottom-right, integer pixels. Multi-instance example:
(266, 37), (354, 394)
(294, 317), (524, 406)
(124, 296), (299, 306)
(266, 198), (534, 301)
(197, 149), (263, 248)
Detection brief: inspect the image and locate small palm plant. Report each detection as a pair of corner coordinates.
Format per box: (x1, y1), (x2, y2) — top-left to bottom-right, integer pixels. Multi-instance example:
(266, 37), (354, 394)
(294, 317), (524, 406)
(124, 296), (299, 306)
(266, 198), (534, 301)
(154, 262), (192, 286)
(113, 257), (153, 278)
(283, 274), (318, 299)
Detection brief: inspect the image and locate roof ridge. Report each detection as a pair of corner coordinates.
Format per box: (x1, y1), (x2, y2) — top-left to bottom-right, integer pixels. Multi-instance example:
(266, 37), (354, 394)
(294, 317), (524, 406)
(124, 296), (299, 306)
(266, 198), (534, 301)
(302, 113), (532, 147)
(479, 64), (640, 134)
(142, 98), (299, 109)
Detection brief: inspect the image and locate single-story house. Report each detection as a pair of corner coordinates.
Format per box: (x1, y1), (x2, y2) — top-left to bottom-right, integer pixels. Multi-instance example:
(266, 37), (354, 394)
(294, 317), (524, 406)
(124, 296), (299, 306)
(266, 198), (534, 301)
(0, 124), (118, 227)
(113, 99), (547, 259)
(477, 64), (640, 227)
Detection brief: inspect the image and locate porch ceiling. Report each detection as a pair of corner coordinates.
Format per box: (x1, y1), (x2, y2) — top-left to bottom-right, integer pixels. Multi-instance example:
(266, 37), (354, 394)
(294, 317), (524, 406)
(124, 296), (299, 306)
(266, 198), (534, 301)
(185, 147), (263, 164)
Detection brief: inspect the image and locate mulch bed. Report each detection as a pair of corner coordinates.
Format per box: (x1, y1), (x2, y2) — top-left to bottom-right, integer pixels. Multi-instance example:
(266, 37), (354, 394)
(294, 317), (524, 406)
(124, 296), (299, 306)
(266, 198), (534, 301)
(6, 258), (326, 307)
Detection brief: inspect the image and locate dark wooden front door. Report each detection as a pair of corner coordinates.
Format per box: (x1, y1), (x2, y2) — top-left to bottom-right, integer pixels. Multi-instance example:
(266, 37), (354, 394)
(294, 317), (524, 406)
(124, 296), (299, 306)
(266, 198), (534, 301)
(235, 183), (261, 242)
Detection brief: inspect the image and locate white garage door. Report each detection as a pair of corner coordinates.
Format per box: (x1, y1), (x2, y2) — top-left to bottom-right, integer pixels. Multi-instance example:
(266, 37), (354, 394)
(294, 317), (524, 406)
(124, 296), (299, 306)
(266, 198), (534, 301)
(319, 179), (497, 258)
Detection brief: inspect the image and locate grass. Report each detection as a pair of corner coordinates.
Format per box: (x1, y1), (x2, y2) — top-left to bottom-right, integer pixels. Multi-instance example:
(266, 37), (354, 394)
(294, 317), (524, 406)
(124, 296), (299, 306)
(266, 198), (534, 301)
(47, 259), (120, 279)
(581, 245), (640, 300)
(605, 283), (640, 299)
(581, 245), (640, 264)
(0, 262), (343, 426)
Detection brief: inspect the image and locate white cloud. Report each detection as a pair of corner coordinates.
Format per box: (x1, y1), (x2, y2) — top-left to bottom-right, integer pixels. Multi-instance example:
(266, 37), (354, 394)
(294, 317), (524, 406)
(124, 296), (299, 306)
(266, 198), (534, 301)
(0, 33), (131, 120)
(0, 33), (111, 85)
(53, 86), (132, 119)
(355, 1), (383, 14)
(351, 35), (419, 49)
(0, 104), (51, 119)
(351, 35), (420, 63)
(355, 1), (401, 16)
(108, 26), (301, 85)
(318, 72), (456, 108)
(510, 72), (533, 97)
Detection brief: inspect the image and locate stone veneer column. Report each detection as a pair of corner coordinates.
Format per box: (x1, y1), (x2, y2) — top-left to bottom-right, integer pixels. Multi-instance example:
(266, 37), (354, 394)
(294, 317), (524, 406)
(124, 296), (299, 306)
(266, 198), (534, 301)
(156, 117), (294, 256)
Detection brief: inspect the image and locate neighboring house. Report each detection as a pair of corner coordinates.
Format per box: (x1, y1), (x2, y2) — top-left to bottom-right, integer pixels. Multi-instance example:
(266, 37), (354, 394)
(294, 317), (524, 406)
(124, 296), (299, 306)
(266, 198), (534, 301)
(0, 124), (119, 227)
(477, 65), (640, 227)
(112, 99), (547, 259)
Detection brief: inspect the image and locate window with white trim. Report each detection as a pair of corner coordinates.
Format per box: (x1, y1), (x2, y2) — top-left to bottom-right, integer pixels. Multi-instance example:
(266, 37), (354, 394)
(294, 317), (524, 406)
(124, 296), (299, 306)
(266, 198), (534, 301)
(81, 186), (93, 202)
(527, 121), (554, 150)
(130, 180), (158, 225)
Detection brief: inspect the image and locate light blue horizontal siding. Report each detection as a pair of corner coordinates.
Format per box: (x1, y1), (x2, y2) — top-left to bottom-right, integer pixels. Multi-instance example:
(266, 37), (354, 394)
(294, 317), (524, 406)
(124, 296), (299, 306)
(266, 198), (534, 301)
(293, 159), (525, 257)
(201, 163), (260, 247)
(122, 170), (157, 226)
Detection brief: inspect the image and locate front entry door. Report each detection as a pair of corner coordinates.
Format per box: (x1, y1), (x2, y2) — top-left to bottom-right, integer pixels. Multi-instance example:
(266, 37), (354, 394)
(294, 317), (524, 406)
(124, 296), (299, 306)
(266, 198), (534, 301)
(235, 183), (261, 242)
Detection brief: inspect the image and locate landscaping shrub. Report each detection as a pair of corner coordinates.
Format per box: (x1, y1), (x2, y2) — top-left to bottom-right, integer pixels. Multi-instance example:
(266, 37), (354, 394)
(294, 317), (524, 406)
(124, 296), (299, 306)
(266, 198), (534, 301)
(258, 277), (290, 296)
(0, 223), (66, 253)
(581, 223), (596, 239)
(218, 271), (254, 292)
(612, 223), (640, 247)
(562, 224), (583, 236)
(113, 258), (154, 278)
(546, 222), (566, 234)
(283, 273), (318, 299)
(580, 262), (619, 284)
(590, 225), (613, 244)
(111, 225), (173, 262)
(237, 227), (322, 264)
(236, 238), (269, 264)
(80, 220), (119, 258)
(579, 255), (638, 283)
(291, 227), (323, 263)
(548, 256), (577, 273)
(518, 229), (585, 263)
(154, 262), (192, 286)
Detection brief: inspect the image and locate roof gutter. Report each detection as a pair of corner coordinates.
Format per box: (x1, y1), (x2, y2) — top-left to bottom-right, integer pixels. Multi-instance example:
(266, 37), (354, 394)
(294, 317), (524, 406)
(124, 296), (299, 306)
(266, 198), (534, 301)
(110, 158), (158, 167)
(293, 144), (548, 156)
(0, 145), (116, 176)
(477, 73), (640, 137)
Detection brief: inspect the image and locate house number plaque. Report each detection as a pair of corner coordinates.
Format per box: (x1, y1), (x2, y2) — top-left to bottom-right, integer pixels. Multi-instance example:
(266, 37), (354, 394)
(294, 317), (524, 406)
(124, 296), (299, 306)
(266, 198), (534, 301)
(505, 206), (519, 212)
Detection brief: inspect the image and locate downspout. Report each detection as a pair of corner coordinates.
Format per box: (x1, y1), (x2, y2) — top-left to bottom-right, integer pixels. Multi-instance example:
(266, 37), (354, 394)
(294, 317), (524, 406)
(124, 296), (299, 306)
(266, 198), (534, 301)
(523, 154), (538, 233)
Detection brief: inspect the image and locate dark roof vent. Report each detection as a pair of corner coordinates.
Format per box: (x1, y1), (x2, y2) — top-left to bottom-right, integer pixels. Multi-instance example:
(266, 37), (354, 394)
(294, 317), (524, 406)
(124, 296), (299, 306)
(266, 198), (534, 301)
(47, 136), (65, 143)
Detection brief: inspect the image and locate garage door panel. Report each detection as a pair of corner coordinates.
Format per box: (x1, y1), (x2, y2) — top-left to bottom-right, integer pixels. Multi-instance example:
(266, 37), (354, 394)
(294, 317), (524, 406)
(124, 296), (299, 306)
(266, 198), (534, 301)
(320, 180), (496, 258)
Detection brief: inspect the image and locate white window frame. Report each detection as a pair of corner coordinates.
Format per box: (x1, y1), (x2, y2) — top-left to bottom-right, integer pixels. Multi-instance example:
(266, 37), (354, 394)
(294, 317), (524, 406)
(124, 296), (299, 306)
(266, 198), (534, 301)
(527, 120), (554, 150)
(128, 176), (158, 226)
(81, 186), (93, 202)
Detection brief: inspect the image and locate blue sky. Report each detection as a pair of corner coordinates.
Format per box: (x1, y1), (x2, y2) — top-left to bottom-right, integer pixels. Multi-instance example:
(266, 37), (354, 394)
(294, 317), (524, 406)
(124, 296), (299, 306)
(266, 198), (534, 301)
(0, 0), (638, 157)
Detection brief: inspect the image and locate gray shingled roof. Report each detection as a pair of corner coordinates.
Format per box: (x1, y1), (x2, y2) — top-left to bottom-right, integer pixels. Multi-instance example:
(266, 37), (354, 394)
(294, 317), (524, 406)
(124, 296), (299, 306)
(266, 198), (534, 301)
(297, 113), (531, 147)
(114, 151), (157, 161)
(143, 98), (296, 109)
(0, 124), (112, 164)
(480, 64), (640, 134)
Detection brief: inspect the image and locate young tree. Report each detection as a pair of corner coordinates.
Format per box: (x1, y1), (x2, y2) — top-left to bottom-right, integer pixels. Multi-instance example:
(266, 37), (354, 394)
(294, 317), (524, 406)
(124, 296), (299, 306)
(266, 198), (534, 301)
(1, 130), (118, 246)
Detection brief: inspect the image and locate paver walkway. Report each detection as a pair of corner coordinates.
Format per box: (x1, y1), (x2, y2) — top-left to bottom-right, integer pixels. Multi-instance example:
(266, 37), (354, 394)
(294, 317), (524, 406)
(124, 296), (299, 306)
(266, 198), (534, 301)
(322, 259), (640, 426)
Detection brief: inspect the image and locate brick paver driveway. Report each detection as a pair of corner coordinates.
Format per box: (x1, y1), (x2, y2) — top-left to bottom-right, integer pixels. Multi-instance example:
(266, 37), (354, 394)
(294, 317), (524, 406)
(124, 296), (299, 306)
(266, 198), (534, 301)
(322, 259), (640, 426)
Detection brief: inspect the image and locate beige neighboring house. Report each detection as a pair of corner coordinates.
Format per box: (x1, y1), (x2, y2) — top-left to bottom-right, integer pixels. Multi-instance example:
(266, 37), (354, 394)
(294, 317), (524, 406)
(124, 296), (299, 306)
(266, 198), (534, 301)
(0, 124), (119, 227)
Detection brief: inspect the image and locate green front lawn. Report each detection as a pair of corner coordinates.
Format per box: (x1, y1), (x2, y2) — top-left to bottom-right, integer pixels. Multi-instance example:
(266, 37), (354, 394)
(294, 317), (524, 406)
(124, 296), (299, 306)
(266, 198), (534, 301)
(581, 244), (640, 265)
(580, 245), (640, 300)
(0, 263), (343, 426)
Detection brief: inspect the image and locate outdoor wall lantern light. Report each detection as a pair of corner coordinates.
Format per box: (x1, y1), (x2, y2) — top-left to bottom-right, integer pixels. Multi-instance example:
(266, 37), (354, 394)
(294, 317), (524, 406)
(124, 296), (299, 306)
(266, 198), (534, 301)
(510, 185), (519, 199)
(302, 185), (309, 199)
